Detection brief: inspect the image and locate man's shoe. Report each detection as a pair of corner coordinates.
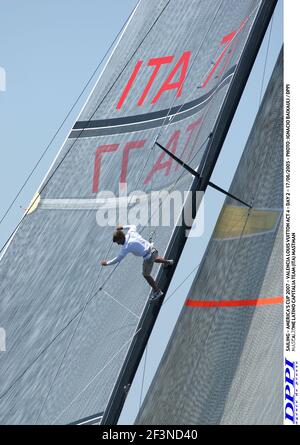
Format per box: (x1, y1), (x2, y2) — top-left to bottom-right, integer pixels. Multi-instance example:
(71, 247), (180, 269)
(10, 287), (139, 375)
(150, 289), (164, 301)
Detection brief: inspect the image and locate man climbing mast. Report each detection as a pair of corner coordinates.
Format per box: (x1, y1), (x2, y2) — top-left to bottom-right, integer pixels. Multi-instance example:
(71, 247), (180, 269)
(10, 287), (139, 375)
(101, 225), (173, 300)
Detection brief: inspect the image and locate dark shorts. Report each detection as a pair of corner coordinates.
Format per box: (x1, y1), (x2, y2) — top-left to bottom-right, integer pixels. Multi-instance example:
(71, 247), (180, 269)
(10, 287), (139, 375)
(142, 247), (158, 277)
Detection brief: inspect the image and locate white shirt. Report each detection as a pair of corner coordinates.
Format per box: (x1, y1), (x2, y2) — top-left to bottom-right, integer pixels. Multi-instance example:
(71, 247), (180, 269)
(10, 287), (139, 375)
(106, 225), (152, 266)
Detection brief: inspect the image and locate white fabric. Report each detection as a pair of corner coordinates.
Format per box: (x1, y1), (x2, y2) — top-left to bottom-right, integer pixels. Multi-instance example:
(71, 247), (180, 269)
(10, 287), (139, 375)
(106, 225), (152, 265)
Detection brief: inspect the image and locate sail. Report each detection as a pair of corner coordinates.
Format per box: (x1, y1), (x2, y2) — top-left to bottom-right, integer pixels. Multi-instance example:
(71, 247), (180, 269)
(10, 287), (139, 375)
(136, 48), (283, 425)
(0, 1), (276, 425)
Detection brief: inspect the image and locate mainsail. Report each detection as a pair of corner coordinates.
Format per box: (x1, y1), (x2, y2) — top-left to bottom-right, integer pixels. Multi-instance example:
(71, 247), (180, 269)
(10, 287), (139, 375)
(136, 48), (283, 425)
(0, 0), (276, 425)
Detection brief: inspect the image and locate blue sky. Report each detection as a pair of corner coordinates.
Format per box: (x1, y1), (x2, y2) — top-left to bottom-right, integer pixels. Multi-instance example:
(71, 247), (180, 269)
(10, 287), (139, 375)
(0, 0), (283, 425)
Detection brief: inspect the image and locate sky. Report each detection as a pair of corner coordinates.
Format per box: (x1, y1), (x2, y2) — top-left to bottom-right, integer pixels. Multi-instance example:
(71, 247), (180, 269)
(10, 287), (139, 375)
(0, 0), (283, 425)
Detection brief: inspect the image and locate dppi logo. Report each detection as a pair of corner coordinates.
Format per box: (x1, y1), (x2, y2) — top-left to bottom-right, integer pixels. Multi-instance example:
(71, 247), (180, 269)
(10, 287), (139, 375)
(285, 358), (297, 423)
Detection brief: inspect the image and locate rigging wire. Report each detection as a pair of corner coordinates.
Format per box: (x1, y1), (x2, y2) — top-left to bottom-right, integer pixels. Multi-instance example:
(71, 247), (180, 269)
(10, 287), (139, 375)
(162, 259), (202, 306)
(258, 14), (274, 106)
(0, 0), (173, 405)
